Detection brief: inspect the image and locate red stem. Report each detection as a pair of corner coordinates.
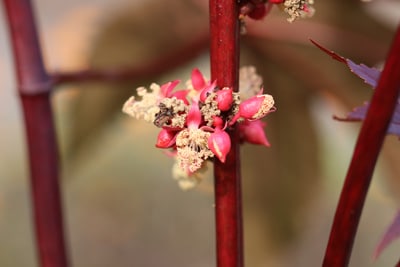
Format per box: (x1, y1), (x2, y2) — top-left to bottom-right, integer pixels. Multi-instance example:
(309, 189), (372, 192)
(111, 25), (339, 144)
(322, 25), (400, 267)
(52, 33), (209, 85)
(209, 1), (243, 267)
(3, 0), (69, 266)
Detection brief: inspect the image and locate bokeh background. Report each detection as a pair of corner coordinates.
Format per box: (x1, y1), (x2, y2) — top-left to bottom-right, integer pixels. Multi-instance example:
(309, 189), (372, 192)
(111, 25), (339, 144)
(1, 0), (400, 266)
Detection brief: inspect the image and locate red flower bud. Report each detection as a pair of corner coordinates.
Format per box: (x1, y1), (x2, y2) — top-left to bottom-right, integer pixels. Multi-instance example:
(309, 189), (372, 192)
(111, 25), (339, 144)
(212, 116), (224, 129)
(208, 129), (231, 163)
(216, 88), (233, 111)
(248, 3), (268, 20)
(155, 128), (177, 148)
(238, 94), (274, 120)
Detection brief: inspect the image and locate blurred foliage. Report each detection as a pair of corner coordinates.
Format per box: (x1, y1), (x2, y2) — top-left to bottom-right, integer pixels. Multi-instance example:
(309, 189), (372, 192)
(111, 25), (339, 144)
(66, 0), (208, 155)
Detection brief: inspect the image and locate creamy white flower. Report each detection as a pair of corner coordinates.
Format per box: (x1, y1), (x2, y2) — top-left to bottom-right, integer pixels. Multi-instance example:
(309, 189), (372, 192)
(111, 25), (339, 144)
(284, 0), (315, 23)
(122, 83), (162, 122)
(172, 159), (209, 190)
(176, 128), (214, 173)
(239, 66), (263, 100)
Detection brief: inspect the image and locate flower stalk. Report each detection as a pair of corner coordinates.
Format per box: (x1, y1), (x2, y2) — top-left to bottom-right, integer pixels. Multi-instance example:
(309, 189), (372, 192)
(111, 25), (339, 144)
(209, 0), (243, 266)
(3, 0), (69, 266)
(322, 25), (400, 267)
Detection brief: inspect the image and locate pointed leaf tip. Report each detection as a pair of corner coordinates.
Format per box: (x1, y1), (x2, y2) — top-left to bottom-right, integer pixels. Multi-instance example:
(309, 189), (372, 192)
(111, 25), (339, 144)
(310, 39), (346, 63)
(314, 41), (400, 138)
(312, 40), (381, 87)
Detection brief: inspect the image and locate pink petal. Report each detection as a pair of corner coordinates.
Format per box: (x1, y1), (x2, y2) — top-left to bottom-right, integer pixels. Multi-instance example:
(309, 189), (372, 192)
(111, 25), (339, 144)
(186, 101), (202, 129)
(155, 128), (177, 148)
(239, 120), (270, 147)
(171, 90), (189, 105)
(164, 149), (177, 157)
(208, 129), (231, 163)
(160, 80), (180, 97)
(191, 68), (206, 91)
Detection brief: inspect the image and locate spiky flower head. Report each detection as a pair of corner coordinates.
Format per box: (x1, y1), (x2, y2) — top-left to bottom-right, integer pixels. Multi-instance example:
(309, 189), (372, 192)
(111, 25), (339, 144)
(122, 66), (275, 189)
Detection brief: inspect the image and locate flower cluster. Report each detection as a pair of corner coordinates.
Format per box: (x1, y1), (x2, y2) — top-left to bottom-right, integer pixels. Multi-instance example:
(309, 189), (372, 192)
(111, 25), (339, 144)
(123, 67), (275, 189)
(239, 0), (315, 23)
(281, 0), (315, 22)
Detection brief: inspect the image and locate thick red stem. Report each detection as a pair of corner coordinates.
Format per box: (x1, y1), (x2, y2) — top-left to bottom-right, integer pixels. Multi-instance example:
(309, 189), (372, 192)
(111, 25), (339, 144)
(322, 25), (400, 267)
(209, 1), (243, 267)
(3, 0), (69, 266)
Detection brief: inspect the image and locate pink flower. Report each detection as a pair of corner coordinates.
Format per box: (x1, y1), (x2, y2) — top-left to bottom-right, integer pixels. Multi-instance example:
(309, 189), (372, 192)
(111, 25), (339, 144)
(239, 120), (270, 147)
(208, 128), (231, 163)
(155, 128), (178, 148)
(175, 101), (214, 173)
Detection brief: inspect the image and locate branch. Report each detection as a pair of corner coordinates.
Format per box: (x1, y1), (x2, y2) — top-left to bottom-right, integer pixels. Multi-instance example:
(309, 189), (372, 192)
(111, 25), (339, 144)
(209, 0), (243, 267)
(322, 24), (400, 267)
(52, 33), (209, 85)
(3, 0), (69, 266)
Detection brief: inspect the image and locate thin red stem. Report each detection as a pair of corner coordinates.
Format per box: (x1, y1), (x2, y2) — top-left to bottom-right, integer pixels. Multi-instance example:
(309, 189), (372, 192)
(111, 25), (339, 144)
(322, 25), (400, 267)
(52, 33), (209, 85)
(209, 0), (243, 267)
(3, 0), (69, 266)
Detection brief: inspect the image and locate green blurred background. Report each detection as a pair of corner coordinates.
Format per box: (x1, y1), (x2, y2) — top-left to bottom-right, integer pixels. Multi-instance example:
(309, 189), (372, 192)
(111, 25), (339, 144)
(0, 0), (399, 266)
